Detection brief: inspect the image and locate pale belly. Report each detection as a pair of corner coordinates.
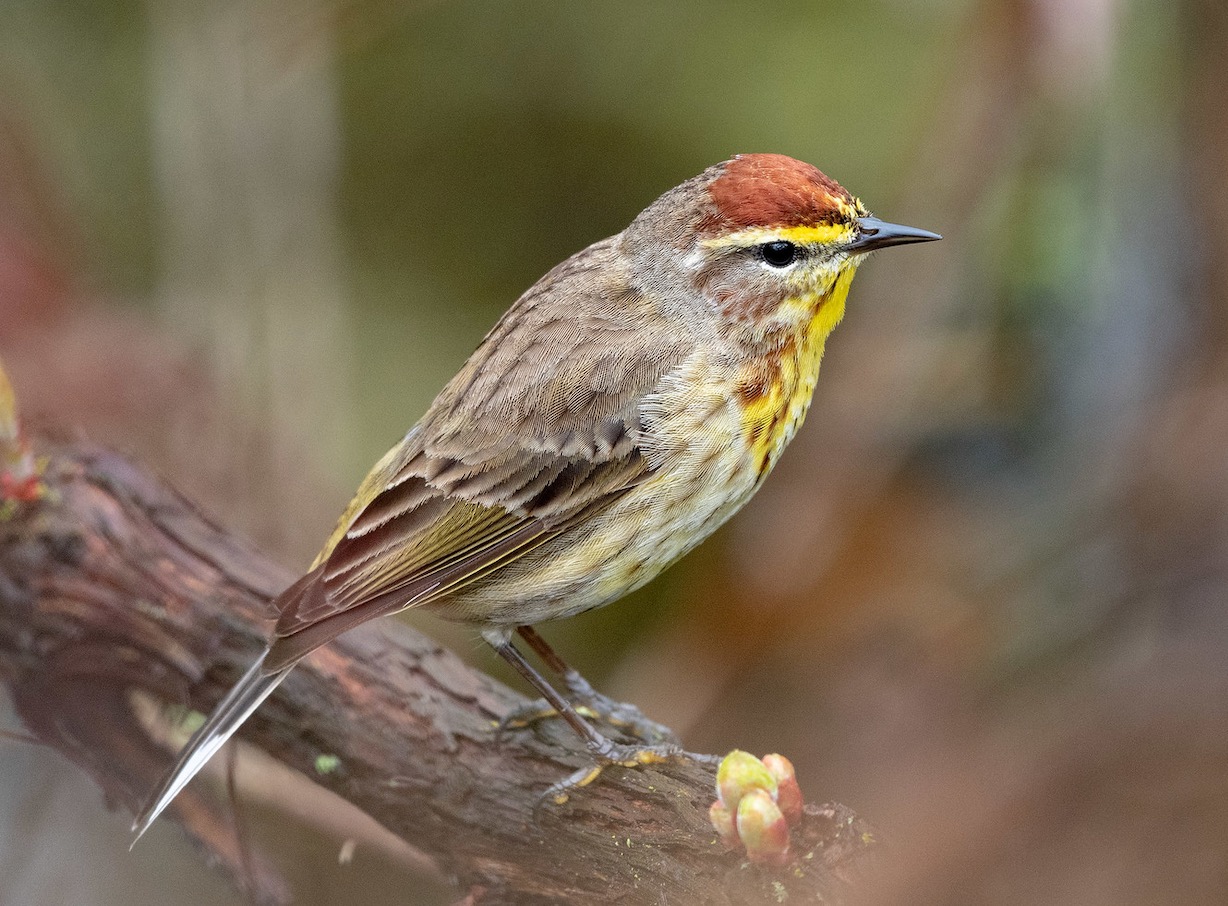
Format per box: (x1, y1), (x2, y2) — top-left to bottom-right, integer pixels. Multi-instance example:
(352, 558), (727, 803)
(438, 444), (759, 627)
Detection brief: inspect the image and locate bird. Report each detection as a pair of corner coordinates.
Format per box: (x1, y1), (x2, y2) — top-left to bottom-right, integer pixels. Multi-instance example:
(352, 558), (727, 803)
(131, 152), (940, 841)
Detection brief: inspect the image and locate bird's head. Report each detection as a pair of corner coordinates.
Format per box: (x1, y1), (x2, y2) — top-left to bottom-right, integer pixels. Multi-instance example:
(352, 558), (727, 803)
(625, 153), (939, 338)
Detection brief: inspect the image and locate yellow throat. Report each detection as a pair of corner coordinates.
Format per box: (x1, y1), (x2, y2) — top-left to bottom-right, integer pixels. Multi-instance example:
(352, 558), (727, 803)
(736, 262), (858, 477)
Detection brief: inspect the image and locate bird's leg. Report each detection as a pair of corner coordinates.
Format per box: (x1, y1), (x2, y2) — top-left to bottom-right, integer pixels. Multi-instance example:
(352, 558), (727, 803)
(491, 634), (629, 754)
(488, 626), (676, 745)
(510, 626), (679, 745)
(488, 633), (707, 804)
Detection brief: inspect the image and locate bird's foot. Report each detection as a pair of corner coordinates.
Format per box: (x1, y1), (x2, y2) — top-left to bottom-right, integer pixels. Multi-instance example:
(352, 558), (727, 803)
(567, 689), (679, 746)
(542, 742), (719, 806)
(495, 697), (584, 736)
(495, 672), (679, 747)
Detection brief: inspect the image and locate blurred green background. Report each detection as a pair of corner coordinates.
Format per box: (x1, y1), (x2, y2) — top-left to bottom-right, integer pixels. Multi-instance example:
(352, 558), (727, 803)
(1, 1), (1226, 904)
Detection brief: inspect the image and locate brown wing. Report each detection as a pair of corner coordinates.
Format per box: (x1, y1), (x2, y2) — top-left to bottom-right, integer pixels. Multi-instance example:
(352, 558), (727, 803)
(265, 236), (693, 669)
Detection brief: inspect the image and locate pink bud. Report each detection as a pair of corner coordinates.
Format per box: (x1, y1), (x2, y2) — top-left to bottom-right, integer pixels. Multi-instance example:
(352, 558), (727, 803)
(762, 753), (803, 826)
(735, 788), (791, 865)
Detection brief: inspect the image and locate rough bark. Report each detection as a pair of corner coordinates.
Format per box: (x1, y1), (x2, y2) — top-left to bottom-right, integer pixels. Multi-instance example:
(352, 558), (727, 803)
(0, 441), (877, 905)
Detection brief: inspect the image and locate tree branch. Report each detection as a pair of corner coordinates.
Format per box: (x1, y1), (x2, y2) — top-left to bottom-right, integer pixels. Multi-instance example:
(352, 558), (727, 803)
(0, 435), (877, 904)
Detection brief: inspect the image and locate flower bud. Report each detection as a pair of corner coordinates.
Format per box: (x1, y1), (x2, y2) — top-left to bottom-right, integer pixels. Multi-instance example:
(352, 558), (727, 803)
(761, 753), (803, 825)
(0, 363), (18, 449)
(709, 800), (738, 847)
(735, 788), (791, 865)
(0, 361), (40, 508)
(716, 749), (777, 812)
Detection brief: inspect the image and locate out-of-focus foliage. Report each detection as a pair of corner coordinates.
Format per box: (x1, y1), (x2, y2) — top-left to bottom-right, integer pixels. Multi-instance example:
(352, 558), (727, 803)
(1, 1), (1225, 904)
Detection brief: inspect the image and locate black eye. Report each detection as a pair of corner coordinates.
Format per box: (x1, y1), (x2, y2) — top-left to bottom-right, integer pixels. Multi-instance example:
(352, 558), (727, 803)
(759, 240), (797, 268)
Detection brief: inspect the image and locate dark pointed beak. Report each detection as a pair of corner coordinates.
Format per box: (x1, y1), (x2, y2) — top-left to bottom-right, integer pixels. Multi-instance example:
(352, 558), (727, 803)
(847, 216), (942, 253)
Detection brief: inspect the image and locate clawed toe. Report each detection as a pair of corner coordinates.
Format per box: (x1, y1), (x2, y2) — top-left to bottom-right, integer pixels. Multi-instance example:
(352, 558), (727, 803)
(539, 743), (708, 807)
(495, 698), (559, 736)
(497, 694), (678, 747)
(575, 696), (679, 746)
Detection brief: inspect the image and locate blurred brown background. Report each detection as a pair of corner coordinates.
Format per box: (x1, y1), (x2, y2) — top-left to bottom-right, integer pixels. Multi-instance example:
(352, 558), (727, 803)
(2, 0), (1226, 904)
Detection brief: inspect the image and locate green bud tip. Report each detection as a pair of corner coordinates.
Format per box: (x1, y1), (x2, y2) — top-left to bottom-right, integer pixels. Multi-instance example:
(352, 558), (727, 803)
(716, 750), (777, 812)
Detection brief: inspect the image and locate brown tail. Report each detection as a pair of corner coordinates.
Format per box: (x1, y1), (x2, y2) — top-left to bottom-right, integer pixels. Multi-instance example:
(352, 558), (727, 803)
(130, 568), (327, 843)
(130, 651), (291, 844)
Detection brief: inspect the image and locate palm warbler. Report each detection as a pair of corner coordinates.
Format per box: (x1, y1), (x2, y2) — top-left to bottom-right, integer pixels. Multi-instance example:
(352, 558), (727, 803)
(133, 153), (939, 839)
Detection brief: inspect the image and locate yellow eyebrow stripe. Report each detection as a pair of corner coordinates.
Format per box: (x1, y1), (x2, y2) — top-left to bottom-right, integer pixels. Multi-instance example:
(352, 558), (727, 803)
(701, 222), (853, 249)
